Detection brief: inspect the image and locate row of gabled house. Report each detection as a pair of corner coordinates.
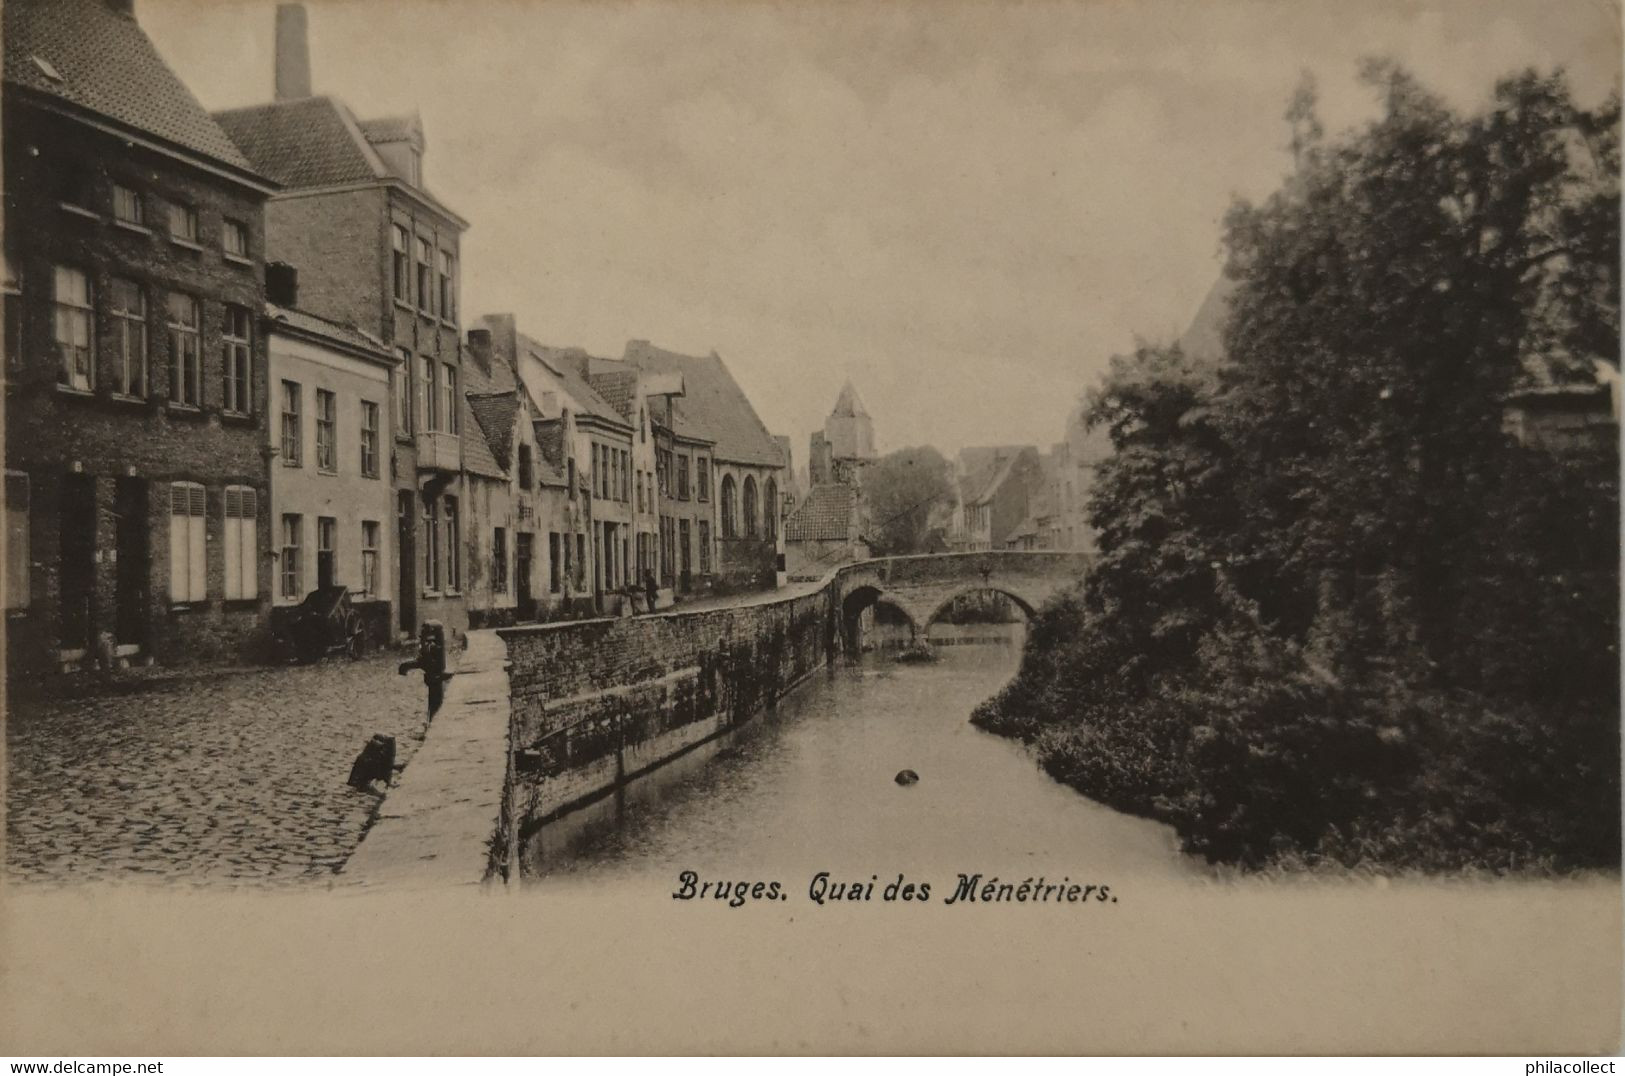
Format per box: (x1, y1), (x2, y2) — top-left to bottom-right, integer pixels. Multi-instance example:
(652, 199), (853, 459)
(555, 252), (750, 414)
(2, 0), (788, 675)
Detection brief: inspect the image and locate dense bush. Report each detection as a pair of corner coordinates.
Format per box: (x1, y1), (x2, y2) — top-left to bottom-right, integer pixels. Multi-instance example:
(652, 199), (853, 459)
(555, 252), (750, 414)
(973, 66), (1620, 874)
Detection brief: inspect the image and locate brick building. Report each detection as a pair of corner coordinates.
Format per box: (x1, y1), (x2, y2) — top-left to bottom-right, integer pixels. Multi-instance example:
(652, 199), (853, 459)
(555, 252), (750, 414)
(623, 340), (788, 594)
(464, 328), (571, 626)
(788, 382), (875, 577)
(946, 445), (1043, 552)
(3, 0), (278, 673)
(213, 2), (471, 640)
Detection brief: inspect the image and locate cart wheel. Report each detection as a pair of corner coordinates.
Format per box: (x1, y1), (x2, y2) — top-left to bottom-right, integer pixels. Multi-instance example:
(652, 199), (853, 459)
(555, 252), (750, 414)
(345, 613), (365, 660)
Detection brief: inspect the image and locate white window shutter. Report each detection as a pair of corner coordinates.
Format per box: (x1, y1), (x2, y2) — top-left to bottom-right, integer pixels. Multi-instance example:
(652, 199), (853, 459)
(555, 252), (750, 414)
(188, 485), (206, 601)
(169, 485), (189, 603)
(240, 489), (257, 600)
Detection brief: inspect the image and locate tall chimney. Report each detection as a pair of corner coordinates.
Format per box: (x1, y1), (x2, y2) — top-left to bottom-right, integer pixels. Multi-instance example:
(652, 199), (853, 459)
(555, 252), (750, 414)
(466, 329), (494, 377)
(274, 4), (312, 101)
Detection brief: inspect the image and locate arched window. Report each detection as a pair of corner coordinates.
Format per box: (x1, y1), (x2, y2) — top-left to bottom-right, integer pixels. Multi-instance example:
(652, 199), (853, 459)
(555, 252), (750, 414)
(743, 476), (758, 537)
(763, 477), (778, 541)
(720, 475), (737, 538)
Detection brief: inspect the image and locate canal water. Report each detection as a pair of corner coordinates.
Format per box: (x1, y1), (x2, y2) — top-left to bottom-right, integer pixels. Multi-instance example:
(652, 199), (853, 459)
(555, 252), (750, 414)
(524, 627), (1203, 886)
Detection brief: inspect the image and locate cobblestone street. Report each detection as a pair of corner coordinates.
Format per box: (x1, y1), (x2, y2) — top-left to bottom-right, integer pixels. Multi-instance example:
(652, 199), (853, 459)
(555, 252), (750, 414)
(5, 655), (432, 887)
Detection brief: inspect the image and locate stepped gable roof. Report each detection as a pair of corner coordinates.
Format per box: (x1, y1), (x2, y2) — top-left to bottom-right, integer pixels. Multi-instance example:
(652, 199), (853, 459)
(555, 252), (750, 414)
(831, 380), (869, 418)
(622, 341), (783, 468)
(214, 96), (467, 225)
(785, 484), (859, 542)
(521, 338), (628, 430)
(5, 0), (264, 179)
(264, 303), (389, 360)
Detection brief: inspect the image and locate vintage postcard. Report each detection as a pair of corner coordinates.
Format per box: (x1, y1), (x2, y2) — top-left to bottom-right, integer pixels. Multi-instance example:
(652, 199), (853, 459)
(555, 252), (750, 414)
(1, 0), (1620, 1057)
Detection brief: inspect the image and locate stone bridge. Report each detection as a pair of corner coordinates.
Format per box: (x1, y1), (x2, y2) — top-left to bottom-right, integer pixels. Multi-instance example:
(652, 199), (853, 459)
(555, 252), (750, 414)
(832, 551), (1092, 649)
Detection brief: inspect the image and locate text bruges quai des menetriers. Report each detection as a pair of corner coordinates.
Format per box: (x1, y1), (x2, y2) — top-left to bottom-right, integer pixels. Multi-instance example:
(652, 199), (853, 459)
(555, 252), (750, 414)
(672, 871), (1119, 907)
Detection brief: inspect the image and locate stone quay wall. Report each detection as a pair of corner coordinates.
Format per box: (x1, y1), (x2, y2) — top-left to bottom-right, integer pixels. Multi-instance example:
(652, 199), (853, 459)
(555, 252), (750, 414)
(496, 581), (838, 862)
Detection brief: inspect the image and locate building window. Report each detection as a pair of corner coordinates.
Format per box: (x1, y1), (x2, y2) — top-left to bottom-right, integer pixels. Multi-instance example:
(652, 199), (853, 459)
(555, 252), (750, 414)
(392, 225), (410, 302)
(58, 168), (91, 210)
(548, 532), (561, 593)
(591, 445), (601, 499)
(444, 496), (460, 592)
(518, 444), (533, 490)
(169, 203), (198, 243)
(438, 249), (456, 322)
(679, 518), (691, 576)
(420, 355), (436, 432)
(697, 458), (710, 503)
(395, 349), (411, 435)
(223, 219), (248, 258)
(720, 475), (737, 538)
(280, 513), (302, 599)
(6, 472), (30, 610)
(361, 521), (380, 597)
(223, 485), (257, 601)
(169, 482), (207, 603)
(636, 471), (644, 513)
(764, 477), (779, 541)
(315, 389), (337, 472)
(113, 184), (143, 227)
(441, 363), (457, 434)
(743, 476), (758, 538)
(165, 292), (200, 405)
(110, 278), (147, 397)
(280, 380), (301, 466)
(223, 305), (251, 414)
(492, 527), (507, 594)
(416, 237), (434, 315)
(678, 455), (690, 501)
(698, 520), (710, 574)
(316, 516), (336, 588)
(53, 266), (94, 390)
(360, 400), (380, 477)
(423, 499), (440, 592)
(4, 257), (21, 371)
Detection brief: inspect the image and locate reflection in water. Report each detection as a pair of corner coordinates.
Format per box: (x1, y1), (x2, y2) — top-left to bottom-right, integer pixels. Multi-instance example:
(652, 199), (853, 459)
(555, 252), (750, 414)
(525, 629), (1202, 887)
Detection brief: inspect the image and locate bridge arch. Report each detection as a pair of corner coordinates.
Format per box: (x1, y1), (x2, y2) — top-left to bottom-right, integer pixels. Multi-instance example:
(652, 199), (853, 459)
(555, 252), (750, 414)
(919, 586), (1038, 634)
(839, 584), (919, 651)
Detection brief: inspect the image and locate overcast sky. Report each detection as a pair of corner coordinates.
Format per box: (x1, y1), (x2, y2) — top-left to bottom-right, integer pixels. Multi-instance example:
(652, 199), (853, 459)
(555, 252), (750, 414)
(141, 0), (1620, 458)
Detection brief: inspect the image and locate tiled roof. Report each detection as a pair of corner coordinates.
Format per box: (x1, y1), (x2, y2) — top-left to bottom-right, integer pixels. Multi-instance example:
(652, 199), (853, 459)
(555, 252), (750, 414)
(587, 368), (639, 422)
(786, 483), (859, 542)
(460, 396), (506, 480)
(520, 339), (627, 428)
(214, 96), (467, 224)
(958, 445), (1034, 506)
(532, 419), (569, 487)
(264, 303), (390, 358)
(623, 341), (784, 468)
(468, 393), (519, 469)
(214, 96), (386, 188)
(358, 114), (421, 146)
(4, 0), (261, 176)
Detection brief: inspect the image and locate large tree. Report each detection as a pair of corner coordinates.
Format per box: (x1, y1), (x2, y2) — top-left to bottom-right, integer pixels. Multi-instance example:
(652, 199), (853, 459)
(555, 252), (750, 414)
(976, 63), (1621, 872)
(863, 446), (956, 556)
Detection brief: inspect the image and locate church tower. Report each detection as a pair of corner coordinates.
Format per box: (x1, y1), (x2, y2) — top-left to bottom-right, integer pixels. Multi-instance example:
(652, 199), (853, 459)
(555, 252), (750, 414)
(810, 380), (875, 487)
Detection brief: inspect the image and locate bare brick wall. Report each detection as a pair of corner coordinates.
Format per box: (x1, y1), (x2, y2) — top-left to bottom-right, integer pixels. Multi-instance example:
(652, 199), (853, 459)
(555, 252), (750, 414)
(4, 97), (272, 668)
